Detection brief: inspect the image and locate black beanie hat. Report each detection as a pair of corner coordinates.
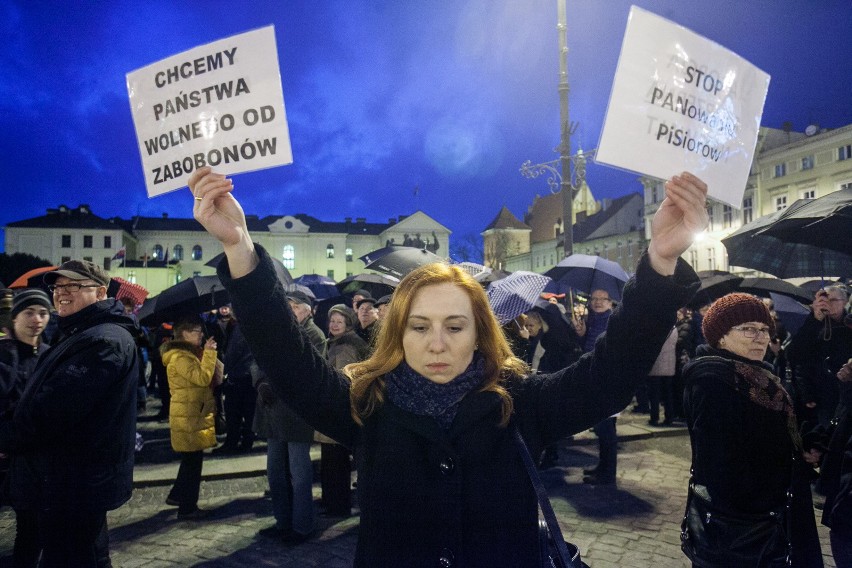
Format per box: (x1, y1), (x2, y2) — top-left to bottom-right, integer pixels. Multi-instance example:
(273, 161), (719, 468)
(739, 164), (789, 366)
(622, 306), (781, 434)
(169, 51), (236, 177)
(11, 289), (53, 319)
(702, 293), (775, 348)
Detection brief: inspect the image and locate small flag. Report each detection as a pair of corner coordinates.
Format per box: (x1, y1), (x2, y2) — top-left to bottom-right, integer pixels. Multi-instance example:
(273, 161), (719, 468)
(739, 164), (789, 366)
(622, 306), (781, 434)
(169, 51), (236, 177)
(111, 246), (126, 261)
(163, 245), (170, 264)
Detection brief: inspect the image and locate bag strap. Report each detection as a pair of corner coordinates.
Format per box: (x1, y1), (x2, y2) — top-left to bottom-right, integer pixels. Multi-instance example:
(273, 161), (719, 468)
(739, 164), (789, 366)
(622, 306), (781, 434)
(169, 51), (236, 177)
(512, 424), (573, 567)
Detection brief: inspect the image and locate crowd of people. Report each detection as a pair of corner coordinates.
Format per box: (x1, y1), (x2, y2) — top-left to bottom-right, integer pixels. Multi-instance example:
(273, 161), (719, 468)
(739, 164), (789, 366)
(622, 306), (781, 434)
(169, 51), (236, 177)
(0, 165), (848, 566)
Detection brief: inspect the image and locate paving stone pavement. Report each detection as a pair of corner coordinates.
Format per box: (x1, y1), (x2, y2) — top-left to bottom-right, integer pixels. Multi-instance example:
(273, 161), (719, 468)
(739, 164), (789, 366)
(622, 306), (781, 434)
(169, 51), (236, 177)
(0, 403), (837, 567)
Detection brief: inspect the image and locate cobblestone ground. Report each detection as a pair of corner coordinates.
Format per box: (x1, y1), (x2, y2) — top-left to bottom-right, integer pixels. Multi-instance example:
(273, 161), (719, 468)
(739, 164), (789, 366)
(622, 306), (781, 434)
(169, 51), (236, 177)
(0, 437), (836, 567)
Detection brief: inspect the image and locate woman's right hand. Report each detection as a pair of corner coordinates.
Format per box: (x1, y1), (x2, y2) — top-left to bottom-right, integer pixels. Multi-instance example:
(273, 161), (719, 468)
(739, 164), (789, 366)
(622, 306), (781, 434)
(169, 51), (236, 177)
(190, 167), (258, 277)
(204, 337), (218, 351)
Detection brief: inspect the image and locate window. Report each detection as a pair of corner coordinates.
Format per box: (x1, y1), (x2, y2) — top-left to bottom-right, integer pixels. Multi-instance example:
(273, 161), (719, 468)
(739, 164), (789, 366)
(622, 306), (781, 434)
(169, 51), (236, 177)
(282, 245), (295, 270)
(775, 195), (787, 211)
(104, 236), (112, 249)
(801, 155), (814, 170)
(742, 197), (753, 224)
(326, 244), (335, 259)
(83, 235), (93, 248)
(841, 181), (852, 192)
(127, 271), (136, 284)
(617, 242), (623, 260)
(801, 189), (816, 200)
(83, 256), (92, 262)
(103, 257), (111, 271)
(61, 235), (71, 248)
(61, 256), (71, 263)
(327, 269), (335, 279)
(192, 271), (201, 278)
(707, 248), (716, 271)
(627, 239), (634, 258)
(689, 250), (698, 269)
(706, 205), (715, 230)
(651, 185), (659, 203)
(192, 245), (202, 261)
(723, 205), (733, 229)
(774, 163), (786, 178)
(173, 244), (183, 261)
(602, 243), (608, 258)
(345, 248), (353, 262)
(839, 145), (852, 161)
(152, 244), (163, 260)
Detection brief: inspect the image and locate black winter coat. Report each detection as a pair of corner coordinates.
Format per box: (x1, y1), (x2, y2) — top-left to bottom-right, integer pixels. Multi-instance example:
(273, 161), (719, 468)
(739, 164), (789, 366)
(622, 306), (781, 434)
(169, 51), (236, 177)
(220, 244), (698, 567)
(683, 345), (823, 567)
(0, 299), (139, 512)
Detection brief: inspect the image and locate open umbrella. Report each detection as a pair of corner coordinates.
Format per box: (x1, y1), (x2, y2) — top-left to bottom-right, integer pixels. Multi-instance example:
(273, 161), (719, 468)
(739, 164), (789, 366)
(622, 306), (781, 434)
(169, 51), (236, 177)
(722, 201), (852, 278)
(282, 283), (316, 300)
(8, 265), (58, 290)
(486, 271), (552, 325)
(293, 274), (339, 300)
(360, 246), (444, 279)
(336, 273), (400, 297)
(689, 272), (744, 308)
(769, 292), (810, 337)
(137, 275), (229, 327)
(756, 187), (852, 256)
(738, 277), (813, 303)
(544, 254), (630, 301)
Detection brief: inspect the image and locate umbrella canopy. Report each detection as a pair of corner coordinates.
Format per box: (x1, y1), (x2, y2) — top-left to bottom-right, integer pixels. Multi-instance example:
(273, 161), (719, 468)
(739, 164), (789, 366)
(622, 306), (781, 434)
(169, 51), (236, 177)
(737, 277), (813, 303)
(544, 254), (630, 301)
(769, 292), (810, 337)
(293, 274), (338, 300)
(360, 246), (444, 279)
(688, 272), (744, 309)
(722, 200), (852, 278)
(486, 271), (552, 325)
(336, 273), (400, 297)
(756, 188), (852, 256)
(282, 283), (316, 300)
(8, 265), (58, 290)
(137, 275), (229, 327)
(798, 279), (840, 293)
(107, 277), (149, 306)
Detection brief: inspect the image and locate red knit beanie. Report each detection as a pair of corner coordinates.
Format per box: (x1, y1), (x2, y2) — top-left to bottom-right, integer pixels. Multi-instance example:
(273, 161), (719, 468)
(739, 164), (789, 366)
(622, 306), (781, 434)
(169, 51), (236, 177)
(701, 293), (775, 348)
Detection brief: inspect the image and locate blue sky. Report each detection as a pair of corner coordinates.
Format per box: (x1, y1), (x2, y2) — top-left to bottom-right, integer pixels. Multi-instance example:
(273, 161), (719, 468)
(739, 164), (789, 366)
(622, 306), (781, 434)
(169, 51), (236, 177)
(1, 0), (850, 256)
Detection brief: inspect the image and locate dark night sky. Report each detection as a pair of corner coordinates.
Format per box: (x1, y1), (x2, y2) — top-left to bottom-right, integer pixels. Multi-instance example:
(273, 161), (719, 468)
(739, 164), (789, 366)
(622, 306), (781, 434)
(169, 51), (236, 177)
(2, 0), (850, 255)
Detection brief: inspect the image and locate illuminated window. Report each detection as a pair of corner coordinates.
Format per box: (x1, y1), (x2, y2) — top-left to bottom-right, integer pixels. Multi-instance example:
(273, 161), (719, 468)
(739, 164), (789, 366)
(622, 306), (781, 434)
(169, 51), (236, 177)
(326, 244), (335, 259)
(283, 245), (295, 270)
(153, 244), (163, 260)
(192, 245), (202, 261)
(722, 205), (732, 228)
(775, 196), (787, 211)
(742, 198), (753, 224)
(345, 248), (353, 262)
(801, 155), (814, 171)
(774, 163), (786, 178)
(173, 244), (184, 260)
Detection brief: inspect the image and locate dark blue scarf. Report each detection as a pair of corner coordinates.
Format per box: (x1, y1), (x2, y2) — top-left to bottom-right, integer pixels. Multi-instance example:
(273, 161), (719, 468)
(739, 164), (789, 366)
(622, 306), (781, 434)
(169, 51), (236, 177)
(385, 353), (485, 430)
(582, 309), (611, 352)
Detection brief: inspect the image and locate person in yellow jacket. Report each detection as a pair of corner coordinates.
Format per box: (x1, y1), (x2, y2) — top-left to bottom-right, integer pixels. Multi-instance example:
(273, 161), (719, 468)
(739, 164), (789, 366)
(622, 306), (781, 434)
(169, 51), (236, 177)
(161, 315), (218, 519)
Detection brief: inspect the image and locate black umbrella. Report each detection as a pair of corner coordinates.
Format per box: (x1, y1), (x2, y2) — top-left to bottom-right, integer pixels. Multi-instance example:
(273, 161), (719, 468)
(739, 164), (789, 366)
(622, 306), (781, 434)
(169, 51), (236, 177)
(336, 273), (399, 297)
(360, 246), (444, 279)
(756, 187), (852, 256)
(544, 254), (630, 301)
(769, 292), (810, 336)
(722, 201), (852, 278)
(293, 274), (339, 300)
(737, 277), (813, 303)
(688, 272), (744, 309)
(137, 275), (229, 327)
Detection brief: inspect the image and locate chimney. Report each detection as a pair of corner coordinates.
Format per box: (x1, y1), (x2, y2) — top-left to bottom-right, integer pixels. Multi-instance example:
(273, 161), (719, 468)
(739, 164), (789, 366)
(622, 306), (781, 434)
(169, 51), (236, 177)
(344, 217), (352, 224)
(356, 217), (366, 224)
(389, 217), (396, 224)
(79, 204), (90, 214)
(162, 213), (168, 219)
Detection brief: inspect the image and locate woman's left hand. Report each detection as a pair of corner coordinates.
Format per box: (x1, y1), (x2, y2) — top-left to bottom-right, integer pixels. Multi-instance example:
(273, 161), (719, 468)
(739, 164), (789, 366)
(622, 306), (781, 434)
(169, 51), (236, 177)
(648, 172), (709, 275)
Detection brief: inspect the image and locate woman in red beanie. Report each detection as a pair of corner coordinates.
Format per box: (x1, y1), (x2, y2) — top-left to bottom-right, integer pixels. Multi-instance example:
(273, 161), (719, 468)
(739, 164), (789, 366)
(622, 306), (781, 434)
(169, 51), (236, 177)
(680, 293), (823, 567)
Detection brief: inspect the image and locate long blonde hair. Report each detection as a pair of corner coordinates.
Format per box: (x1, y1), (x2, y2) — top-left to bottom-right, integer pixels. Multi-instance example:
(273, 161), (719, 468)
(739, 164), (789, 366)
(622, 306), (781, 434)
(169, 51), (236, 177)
(346, 263), (528, 426)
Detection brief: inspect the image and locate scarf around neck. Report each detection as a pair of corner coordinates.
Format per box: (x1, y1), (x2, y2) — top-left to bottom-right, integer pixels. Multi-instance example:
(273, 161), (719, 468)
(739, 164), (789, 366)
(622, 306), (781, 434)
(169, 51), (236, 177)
(384, 353), (485, 430)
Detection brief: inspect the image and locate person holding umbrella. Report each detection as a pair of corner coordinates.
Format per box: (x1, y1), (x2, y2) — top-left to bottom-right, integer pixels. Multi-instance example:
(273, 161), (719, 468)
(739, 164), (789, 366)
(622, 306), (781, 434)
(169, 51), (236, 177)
(190, 166), (706, 565)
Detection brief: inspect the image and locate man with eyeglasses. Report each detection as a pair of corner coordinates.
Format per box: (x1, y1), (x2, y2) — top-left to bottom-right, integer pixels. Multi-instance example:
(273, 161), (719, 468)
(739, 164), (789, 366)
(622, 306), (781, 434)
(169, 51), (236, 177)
(788, 285), (852, 431)
(0, 259), (139, 566)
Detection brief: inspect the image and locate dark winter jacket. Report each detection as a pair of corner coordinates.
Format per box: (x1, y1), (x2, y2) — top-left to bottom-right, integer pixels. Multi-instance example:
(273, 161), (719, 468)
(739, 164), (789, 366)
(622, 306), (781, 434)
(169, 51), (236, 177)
(526, 304), (582, 373)
(219, 243), (698, 567)
(683, 345), (823, 567)
(0, 299), (139, 512)
(0, 337), (47, 420)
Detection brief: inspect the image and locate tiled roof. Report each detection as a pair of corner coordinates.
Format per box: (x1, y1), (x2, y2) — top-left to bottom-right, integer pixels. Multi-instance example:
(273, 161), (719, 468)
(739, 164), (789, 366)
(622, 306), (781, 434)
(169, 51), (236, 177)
(484, 206), (529, 231)
(572, 193), (641, 242)
(6, 206), (125, 231)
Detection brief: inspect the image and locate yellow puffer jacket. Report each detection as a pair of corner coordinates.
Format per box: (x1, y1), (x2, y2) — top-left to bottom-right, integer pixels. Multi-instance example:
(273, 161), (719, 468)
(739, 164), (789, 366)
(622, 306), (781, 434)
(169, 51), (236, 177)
(161, 340), (217, 452)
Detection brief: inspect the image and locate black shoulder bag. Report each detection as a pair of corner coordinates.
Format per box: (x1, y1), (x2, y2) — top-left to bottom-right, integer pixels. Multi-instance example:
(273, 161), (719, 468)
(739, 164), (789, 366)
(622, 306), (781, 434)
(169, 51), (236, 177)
(512, 425), (589, 568)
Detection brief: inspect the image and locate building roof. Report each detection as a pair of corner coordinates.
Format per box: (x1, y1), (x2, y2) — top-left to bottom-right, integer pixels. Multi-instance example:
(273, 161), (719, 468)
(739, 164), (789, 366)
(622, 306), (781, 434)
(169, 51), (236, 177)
(484, 206), (529, 231)
(6, 205), (126, 231)
(571, 193), (642, 242)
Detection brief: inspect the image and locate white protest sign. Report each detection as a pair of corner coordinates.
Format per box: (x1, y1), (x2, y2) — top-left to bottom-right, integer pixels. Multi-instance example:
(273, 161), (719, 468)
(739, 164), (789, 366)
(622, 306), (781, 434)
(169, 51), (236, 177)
(127, 25), (292, 197)
(595, 6), (770, 207)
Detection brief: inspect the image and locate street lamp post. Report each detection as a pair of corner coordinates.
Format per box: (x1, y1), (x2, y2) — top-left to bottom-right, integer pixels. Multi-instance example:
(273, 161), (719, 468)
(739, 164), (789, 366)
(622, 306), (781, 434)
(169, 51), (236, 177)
(520, 0), (588, 259)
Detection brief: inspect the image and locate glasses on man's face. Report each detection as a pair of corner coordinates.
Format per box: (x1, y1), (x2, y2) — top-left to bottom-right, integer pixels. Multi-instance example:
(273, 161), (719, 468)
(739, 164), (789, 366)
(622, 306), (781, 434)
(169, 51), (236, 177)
(732, 325), (771, 339)
(590, 297), (611, 303)
(48, 283), (102, 293)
